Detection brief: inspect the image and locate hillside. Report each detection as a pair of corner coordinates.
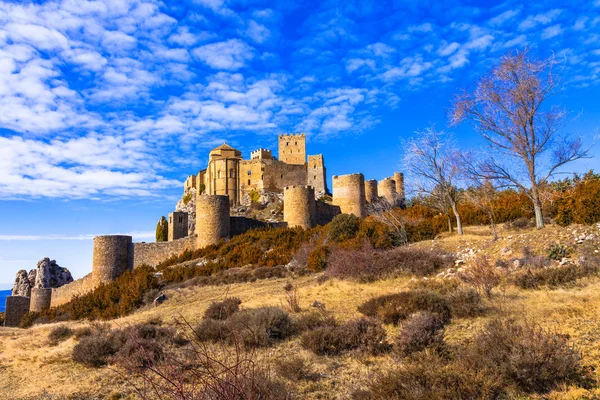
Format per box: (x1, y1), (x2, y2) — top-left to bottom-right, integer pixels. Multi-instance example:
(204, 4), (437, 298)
(1, 222), (600, 399)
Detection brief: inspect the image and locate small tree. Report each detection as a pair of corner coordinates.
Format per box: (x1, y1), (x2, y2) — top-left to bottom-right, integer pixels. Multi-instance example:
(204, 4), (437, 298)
(155, 216), (168, 242)
(404, 127), (464, 235)
(465, 180), (499, 240)
(451, 48), (589, 229)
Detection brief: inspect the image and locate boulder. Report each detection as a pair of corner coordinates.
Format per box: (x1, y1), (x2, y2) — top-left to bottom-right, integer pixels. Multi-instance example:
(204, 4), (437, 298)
(12, 258), (74, 296)
(153, 292), (167, 307)
(12, 270), (33, 297)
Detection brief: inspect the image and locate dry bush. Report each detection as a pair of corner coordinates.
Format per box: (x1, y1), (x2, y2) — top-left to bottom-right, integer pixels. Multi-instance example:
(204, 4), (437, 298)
(505, 217), (535, 230)
(462, 319), (588, 393)
(274, 355), (317, 382)
(307, 245), (330, 272)
(520, 246), (551, 269)
(48, 325), (74, 346)
(195, 319), (231, 343)
(282, 282), (301, 313)
(325, 244), (454, 282)
(409, 279), (485, 318)
(459, 255), (500, 298)
(394, 312), (446, 357)
(72, 330), (120, 367)
(357, 290), (451, 325)
(301, 317), (388, 356)
(293, 311), (337, 332)
(511, 262), (600, 289)
(203, 297), (242, 320)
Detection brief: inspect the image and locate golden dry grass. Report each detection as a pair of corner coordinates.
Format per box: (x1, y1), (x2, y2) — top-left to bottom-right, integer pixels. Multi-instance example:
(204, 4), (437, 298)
(2, 223), (600, 399)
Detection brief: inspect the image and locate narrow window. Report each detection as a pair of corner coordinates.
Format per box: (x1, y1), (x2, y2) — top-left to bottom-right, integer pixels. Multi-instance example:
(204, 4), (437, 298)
(218, 170), (222, 178)
(248, 179), (251, 185)
(286, 142), (289, 146)
(248, 170), (252, 175)
(280, 174), (283, 179)
(314, 175), (316, 179)
(229, 169), (234, 178)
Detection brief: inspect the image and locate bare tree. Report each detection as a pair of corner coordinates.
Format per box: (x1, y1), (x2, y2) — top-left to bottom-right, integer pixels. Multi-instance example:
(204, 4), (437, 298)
(465, 180), (499, 240)
(404, 127), (464, 235)
(451, 48), (589, 229)
(366, 199), (408, 244)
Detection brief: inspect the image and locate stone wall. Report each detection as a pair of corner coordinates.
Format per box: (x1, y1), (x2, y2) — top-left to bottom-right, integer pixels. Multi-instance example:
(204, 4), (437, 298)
(365, 179), (378, 203)
(307, 154), (327, 194)
(278, 133), (306, 165)
(51, 273), (96, 307)
(133, 236), (196, 268)
(332, 173), (366, 218)
(168, 211), (188, 241)
(378, 178), (397, 204)
(4, 296), (30, 327)
(92, 235), (133, 285)
(197, 194), (230, 249)
(283, 186), (316, 229)
(315, 200), (342, 226)
(30, 288), (52, 312)
(262, 160), (307, 193)
(394, 172), (405, 203)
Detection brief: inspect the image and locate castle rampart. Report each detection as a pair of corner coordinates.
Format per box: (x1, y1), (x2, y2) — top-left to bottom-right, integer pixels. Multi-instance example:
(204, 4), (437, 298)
(51, 273), (96, 308)
(284, 186), (317, 229)
(378, 178), (397, 204)
(30, 288), (52, 312)
(4, 296), (30, 327)
(394, 172), (405, 203)
(133, 236), (196, 268)
(364, 179), (378, 203)
(196, 194), (230, 248)
(168, 211), (188, 241)
(332, 173), (366, 218)
(92, 235), (133, 285)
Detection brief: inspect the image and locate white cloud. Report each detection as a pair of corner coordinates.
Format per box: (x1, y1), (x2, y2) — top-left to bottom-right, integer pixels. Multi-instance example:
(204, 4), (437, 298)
(489, 9), (520, 26)
(345, 58), (375, 72)
(247, 20), (270, 43)
(0, 231), (154, 241)
(541, 24), (563, 39)
(574, 17), (588, 31)
(518, 9), (563, 30)
(193, 39), (254, 70)
(438, 41), (460, 56)
(408, 23), (433, 33)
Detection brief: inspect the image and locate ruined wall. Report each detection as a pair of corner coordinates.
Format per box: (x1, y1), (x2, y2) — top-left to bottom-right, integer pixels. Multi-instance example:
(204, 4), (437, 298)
(50, 273), (96, 307)
(283, 186), (316, 229)
(92, 235), (133, 285)
(4, 296), (30, 327)
(332, 173), (366, 218)
(378, 178), (397, 204)
(278, 133), (306, 165)
(197, 194), (230, 249)
(133, 236), (196, 268)
(307, 154), (327, 194)
(168, 211), (188, 241)
(315, 200), (342, 226)
(365, 179), (378, 203)
(30, 288), (52, 312)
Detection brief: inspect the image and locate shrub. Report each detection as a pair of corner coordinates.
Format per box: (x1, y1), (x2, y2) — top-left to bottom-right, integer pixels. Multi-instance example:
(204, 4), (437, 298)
(228, 307), (296, 348)
(520, 246), (551, 269)
(506, 217), (534, 230)
(328, 214), (360, 242)
(556, 176), (600, 226)
(73, 326), (93, 339)
(459, 255), (500, 298)
(195, 318), (232, 343)
(511, 261), (600, 289)
(275, 355), (316, 382)
(203, 297), (242, 320)
(72, 331), (119, 367)
(156, 216), (168, 242)
(301, 317), (388, 356)
(283, 282), (301, 313)
(547, 244), (569, 261)
(358, 290), (451, 325)
(326, 244), (454, 282)
(409, 279), (485, 318)
(463, 319), (587, 393)
(182, 192), (192, 205)
(19, 311), (41, 328)
(294, 311), (337, 332)
(394, 312), (446, 357)
(307, 245), (330, 272)
(48, 325), (73, 345)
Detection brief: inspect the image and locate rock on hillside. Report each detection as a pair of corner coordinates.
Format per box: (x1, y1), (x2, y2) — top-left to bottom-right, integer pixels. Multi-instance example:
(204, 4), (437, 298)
(12, 258), (74, 297)
(175, 188), (196, 236)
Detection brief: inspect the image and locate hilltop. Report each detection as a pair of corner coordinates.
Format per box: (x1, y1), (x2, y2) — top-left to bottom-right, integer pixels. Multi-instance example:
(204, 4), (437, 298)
(2, 221), (600, 399)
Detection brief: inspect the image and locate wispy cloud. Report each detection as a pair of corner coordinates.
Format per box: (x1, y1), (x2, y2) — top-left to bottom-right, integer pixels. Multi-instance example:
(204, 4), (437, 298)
(0, 231), (155, 241)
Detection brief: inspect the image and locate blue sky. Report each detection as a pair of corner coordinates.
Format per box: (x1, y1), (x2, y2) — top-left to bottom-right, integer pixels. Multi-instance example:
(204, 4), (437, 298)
(0, 0), (599, 287)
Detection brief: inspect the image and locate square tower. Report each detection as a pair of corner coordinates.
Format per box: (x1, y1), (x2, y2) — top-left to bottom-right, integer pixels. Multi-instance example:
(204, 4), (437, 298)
(168, 211), (188, 241)
(307, 154), (327, 194)
(278, 133), (306, 165)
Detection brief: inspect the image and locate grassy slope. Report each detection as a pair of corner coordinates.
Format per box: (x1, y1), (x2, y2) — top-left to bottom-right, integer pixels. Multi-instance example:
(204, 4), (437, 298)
(2, 224), (600, 399)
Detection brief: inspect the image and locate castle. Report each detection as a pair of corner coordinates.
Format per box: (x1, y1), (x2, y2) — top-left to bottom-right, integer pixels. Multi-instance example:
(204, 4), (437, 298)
(3, 133), (405, 327)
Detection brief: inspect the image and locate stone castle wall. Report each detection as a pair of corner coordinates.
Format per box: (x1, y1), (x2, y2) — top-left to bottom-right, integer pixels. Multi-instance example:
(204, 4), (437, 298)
(315, 200), (342, 226)
(51, 273), (96, 307)
(283, 186), (316, 229)
(133, 235), (196, 268)
(278, 133), (306, 165)
(378, 178), (397, 204)
(4, 296), (30, 327)
(168, 212), (188, 241)
(307, 155), (327, 194)
(30, 288), (52, 312)
(394, 172), (405, 202)
(364, 179), (378, 203)
(92, 235), (133, 285)
(197, 194), (230, 248)
(332, 173), (366, 218)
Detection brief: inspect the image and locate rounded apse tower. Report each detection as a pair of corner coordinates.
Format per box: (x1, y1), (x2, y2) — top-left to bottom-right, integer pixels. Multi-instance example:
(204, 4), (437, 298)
(378, 178), (397, 205)
(364, 179), (378, 203)
(196, 194), (230, 249)
(332, 173), (366, 218)
(92, 235), (133, 285)
(30, 288), (52, 312)
(284, 186), (316, 229)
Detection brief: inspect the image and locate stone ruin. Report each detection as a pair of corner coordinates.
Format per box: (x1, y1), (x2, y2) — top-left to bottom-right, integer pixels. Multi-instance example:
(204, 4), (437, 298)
(12, 258), (73, 297)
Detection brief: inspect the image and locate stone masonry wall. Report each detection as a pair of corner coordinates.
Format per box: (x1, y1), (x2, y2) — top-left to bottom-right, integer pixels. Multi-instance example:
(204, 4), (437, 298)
(332, 173), (366, 218)
(315, 200), (342, 226)
(197, 194), (230, 249)
(4, 296), (31, 327)
(30, 288), (52, 312)
(307, 154), (327, 194)
(51, 273), (96, 307)
(378, 178), (397, 204)
(133, 235), (196, 268)
(365, 179), (378, 203)
(283, 186), (316, 229)
(278, 133), (306, 165)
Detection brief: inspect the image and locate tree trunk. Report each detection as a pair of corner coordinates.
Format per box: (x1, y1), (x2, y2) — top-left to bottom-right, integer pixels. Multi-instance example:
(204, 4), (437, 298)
(446, 214), (453, 233)
(533, 197), (544, 229)
(487, 210), (498, 240)
(451, 202), (463, 235)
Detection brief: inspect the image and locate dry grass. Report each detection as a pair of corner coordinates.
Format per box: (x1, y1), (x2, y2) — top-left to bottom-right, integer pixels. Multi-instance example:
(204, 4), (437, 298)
(2, 224), (600, 399)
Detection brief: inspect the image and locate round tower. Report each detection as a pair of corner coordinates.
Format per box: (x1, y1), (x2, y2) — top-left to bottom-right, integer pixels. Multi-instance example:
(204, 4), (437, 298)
(196, 194), (230, 248)
(393, 172), (405, 203)
(364, 179), (379, 203)
(332, 173), (366, 218)
(92, 235), (133, 285)
(284, 186), (316, 229)
(30, 288), (52, 312)
(378, 178), (397, 205)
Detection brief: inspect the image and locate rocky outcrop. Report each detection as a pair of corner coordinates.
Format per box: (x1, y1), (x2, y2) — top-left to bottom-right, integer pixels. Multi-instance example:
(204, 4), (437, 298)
(175, 187), (197, 236)
(12, 258), (74, 296)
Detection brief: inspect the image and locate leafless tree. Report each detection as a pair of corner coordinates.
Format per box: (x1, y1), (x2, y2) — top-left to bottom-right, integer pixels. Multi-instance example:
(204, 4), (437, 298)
(366, 199), (408, 245)
(403, 127), (464, 235)
(451, 48), (589, 229)
(465, 180), (499, 240)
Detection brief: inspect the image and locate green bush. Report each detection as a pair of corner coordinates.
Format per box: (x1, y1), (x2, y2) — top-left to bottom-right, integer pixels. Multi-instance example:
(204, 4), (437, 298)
(358, 290), (451, 325)
(307, 245), (330, 272)
(328, 214), (360, 242)
(156, 216), (168, 242)
(547, 244), (569, 261)
(182, 192), (192, 205)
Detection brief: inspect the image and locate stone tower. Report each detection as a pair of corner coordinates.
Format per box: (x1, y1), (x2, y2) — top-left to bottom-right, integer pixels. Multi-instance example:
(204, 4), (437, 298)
(364, 179), (378, 203)
(168, 211), (188, 241)
(278, 133), (306, 165)
(394, 172), (405, 203)
(92, 235), (133, 285)
(332, 173), (366, 218)
(4, 296), (30, 327)
(206, 143), (242, 205)
(378, 178), (397, 205)
(196, 194), (230, 249)
(283, 186), (316, 229)
(307, 154), (327, 194)
(30, 288), (52, 312)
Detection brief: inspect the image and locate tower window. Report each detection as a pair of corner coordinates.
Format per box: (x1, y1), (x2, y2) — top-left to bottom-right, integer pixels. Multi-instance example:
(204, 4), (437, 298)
(229, 169), (234, 178)
(218, 170), (222, 178)
(248, 179), (251, 185)
(314, 175), (316, 179)
(286, 142), (289, 146)
(248, 170), (252, 175)
(280, 174), (283, 179)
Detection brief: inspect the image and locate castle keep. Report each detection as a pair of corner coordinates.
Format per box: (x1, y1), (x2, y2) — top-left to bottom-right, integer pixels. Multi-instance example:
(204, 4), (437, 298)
(4, 133), (406, 326)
